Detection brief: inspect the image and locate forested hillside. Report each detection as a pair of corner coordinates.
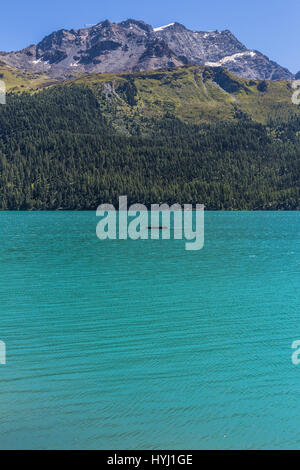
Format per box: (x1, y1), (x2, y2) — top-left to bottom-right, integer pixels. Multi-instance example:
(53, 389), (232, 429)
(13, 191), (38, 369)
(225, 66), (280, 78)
(0, 66), (299, 210)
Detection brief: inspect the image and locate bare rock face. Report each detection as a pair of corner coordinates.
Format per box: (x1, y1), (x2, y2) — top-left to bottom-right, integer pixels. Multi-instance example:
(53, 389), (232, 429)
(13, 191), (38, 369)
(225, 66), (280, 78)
(205, 50), (293, 81)
(152, 23), (293, 80)
(0, 19), (295, 80)
(153, 23), (247, 63)
(0, 20), (181, 77)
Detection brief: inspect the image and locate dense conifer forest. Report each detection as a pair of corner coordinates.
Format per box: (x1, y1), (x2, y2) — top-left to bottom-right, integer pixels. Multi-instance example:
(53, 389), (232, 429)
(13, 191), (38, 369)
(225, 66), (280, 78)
(0, 82), (299, 210)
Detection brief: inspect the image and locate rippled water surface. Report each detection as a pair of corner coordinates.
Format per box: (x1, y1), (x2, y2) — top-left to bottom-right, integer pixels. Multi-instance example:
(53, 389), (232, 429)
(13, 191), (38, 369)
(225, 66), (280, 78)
(0, 211), (300, 449)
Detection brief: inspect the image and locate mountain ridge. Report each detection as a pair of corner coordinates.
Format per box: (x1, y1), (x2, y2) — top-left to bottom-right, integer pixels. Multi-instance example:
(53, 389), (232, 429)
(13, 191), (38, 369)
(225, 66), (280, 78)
(0, 19), (295, 81)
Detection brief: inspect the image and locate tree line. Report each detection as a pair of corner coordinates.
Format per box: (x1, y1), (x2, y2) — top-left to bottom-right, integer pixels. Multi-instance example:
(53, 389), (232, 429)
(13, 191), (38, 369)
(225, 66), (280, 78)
(0, 85), (299, 210)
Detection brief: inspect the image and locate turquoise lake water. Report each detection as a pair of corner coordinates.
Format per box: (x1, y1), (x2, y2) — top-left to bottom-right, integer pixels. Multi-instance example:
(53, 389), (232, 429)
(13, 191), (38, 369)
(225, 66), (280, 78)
(0, 211), (300, 450)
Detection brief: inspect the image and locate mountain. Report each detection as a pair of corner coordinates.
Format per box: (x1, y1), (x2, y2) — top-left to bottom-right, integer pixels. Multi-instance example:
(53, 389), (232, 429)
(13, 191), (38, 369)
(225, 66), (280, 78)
(153, 23), (294, 81)
(67, 66), (299, 130)
(0, 19), (294, 81)
(1, 62), (298, 126)
(0, 20), (184, 78)
(0, 65), (300, 211)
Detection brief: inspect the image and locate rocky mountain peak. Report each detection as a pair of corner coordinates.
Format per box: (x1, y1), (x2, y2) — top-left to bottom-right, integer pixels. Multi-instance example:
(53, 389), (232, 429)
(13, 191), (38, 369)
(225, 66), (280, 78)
(119, 19), (153, 33)
(0, 19), (295, 81)
(153, 22), (187, 32)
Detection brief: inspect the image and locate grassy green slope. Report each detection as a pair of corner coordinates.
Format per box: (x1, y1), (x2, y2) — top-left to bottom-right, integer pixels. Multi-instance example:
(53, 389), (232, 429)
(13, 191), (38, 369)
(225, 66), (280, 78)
(67, 66), (300, 132)
(0, 61), (57, 93)
(0, 64), (299, 210)
(1, 63), (299, 131)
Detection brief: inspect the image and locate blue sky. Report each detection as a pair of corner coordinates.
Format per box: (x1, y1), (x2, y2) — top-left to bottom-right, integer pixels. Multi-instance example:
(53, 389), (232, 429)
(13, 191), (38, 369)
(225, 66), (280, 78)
(1, 0), (299, 72)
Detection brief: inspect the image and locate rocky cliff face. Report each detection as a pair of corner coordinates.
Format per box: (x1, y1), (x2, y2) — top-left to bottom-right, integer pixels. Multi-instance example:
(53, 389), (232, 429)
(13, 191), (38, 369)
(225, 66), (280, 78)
(153, 23), (293, 81)
(153, 23), (247, 63)
(0, 19), (294, 80)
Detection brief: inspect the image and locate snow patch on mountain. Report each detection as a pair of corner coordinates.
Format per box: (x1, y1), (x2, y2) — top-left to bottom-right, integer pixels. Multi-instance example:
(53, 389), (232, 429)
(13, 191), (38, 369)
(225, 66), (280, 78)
(205, 51), (257, 67)
(0, 20), (294, 81)
(153, 23), (175, 32)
